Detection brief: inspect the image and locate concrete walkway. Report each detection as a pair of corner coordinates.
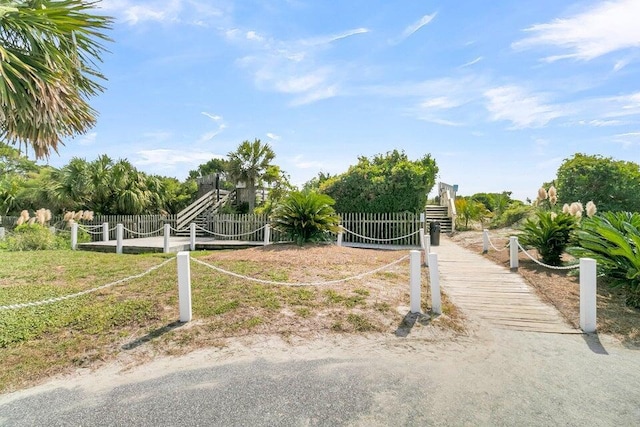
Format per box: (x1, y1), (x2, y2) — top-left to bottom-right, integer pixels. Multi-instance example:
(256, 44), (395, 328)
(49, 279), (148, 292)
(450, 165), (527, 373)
(431, 238), (580, 334)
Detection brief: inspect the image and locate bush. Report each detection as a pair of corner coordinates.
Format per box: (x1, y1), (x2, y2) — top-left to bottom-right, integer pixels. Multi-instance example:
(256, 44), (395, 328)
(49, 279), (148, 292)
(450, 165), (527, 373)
(490, 203), (533, 228)
(518, 211), (577, 266)
(2, 224), (88, 251)
(569, 212), (640, 307)
(271, 191), (341, 245)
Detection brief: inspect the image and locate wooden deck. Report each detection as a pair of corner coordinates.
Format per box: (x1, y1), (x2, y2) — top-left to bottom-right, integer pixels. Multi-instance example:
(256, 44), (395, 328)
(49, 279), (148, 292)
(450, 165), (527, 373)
(432, 238), (580, 334)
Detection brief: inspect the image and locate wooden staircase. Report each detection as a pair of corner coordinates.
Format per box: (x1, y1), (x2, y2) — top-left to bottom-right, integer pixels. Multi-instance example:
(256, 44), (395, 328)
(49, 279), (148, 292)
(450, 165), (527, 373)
(426, 205), (453, 234)
(176, 189), (234, 235)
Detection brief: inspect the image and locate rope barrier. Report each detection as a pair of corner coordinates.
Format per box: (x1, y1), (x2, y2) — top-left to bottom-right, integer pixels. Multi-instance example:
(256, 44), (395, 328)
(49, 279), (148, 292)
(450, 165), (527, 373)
(516, 242), (579, 270)
(194, 224), (267, 238)
(192, 254), (410, 287)
(0, 257), (176, 311)
(341, 227), (420, 242)
(78, 225), (103, 236)
(170, 226), (190, 234)
(121, 226), (165, 237)
(487, 233), (508, 252)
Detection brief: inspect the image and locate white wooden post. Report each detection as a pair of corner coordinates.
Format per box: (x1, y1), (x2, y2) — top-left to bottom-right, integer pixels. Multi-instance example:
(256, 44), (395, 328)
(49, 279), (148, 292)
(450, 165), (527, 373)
(102, 222), (109, 242)
(425, 235), (431, 266)
(264, 224), (271, 245)
(482, 229), (489, 254)
(410, 250), (421, 314)
(163, 224), (171, 253)
(337, 227), (343, 247)
(419, 227), (425, 250)
(509, 236), (519, 270)
(49, 226), (55, 235)
(580, 258), (597, 333)
(428, 252), (442, 315)
(177, 251), (192, 322)
(116, 223), (124, 254)
(190, 223), (196, 251)
(0, 227), (5, 240)
(71, 222), (78, 250)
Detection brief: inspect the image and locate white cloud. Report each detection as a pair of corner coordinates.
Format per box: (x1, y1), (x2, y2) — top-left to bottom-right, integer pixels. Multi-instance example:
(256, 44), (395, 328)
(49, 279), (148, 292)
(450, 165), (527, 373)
(78, 132), (98, 146)
(513, 0), (640, 61)
(135, 149), (222, 166)
(459, 56), (483, 68)
(420, 97), (461, 110)
(291, 85), (338, 106)
(613, 132), (640, 147)
(393, 13), (437, 44)
(142, 131), (173, 141)
(484, 85), (567, 128)
(266, 133), (280, 140)
(201, 112), (222, 121)
(292, 155), (325, 169)
(99, 0), (223, 26)
(577, 119), (624, 127)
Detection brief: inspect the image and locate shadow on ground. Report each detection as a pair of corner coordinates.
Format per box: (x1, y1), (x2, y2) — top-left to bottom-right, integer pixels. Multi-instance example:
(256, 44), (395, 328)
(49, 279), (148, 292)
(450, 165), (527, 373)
(122, 321), (184, 350)
(395, 312), (433, 337)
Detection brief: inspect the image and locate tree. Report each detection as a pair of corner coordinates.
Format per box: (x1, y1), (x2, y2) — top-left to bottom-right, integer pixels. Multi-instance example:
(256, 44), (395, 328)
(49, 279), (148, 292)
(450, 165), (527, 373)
(556, 153), (640, 213)
(188, 157), (229, 180)
(0, 0), (111, 158)
(227, 139), (276, 212)
(320, 150), (438, 213)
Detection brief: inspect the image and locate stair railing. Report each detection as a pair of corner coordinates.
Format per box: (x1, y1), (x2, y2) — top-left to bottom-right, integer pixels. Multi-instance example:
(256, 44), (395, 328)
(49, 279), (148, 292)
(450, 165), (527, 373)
(177, 190), (234, 231)
(438, 182), (457, 233)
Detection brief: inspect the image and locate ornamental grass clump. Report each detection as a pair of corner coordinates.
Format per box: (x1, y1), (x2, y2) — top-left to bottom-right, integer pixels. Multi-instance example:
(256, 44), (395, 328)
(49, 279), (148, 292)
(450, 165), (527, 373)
(271, 191), (341, 245)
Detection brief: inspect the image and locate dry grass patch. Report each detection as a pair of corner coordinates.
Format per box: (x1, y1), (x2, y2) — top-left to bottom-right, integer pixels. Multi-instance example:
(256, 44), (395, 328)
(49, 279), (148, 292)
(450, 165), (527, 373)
(451, 230), (640, 347)
(0, 245), (464, 393)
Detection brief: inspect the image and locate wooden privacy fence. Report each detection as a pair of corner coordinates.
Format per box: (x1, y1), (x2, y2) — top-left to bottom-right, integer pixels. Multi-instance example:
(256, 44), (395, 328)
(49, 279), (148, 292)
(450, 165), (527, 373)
(339, 212), (424, 246)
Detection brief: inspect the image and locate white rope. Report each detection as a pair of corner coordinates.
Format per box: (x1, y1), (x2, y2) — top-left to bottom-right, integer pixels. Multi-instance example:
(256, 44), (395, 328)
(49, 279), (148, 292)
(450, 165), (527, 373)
(487, 233), (508, 252)
(80, 224), (102, 230)
(170, 226), (190, 234)
(78, 225), (103, 236)
(109, 226), (118, 232)
(341, 227), (420, 242)
(516, 242), (579, 270)
(0, 257), (176, 311)
(121, 226), (165, 237)
(194, 224), (266, 238)
(192, 254), (410, 287)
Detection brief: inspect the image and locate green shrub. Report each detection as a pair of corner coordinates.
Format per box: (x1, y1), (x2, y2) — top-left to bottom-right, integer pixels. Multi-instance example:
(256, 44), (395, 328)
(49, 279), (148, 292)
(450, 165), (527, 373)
(2, 224), (89, 251)
(569, 212), (640, 307)
(518, 211), (577, 266)
(271, 191), (341, 245)
(490, 203), (533, 228)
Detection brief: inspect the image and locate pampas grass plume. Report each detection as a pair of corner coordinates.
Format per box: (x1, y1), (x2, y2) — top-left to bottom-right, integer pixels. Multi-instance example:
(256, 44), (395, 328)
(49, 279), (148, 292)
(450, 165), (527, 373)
(64, 211), (73, 221)
(586, 201), (597, 218)
(16, 216), (25, 226)
(20, 210), (29, 220)
(537, 187), (548, 200)
(562, 204), (570, 214)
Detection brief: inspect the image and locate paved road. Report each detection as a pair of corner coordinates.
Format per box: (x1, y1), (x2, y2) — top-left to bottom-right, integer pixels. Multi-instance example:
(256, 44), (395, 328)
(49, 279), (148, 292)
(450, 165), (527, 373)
(1, 326), (639, 426)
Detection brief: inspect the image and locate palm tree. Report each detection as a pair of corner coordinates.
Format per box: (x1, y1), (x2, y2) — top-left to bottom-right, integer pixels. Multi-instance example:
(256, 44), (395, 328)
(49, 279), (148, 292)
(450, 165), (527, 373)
(227, 139), (276, 212)
(0, 0), (111, 158)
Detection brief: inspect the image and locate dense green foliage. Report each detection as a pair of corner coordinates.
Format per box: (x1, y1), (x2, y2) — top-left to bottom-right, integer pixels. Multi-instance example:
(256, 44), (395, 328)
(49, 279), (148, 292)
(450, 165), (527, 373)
(569, 212), (640, 307)
(556, 154), (640, 213)
(271, 191), (341, 245)
(519, 211), (577, 266)
(227, 139), (276, 211)
(490, 202), (532, 228)
(320, 150), (438, 213)
(455, 198), (491, 229)
(0, 0), (112, 158)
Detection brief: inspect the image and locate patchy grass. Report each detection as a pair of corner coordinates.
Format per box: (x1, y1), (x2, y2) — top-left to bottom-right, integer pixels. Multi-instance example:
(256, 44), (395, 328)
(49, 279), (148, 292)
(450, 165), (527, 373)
(0, 245), (462, 393)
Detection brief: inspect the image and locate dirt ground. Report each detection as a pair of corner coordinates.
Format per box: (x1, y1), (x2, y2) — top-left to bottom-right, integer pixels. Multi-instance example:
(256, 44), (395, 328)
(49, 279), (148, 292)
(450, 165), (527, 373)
(450, 229), (640, 347)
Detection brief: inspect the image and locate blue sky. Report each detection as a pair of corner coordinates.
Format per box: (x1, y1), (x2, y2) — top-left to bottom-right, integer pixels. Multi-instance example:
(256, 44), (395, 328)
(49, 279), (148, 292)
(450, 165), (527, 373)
(45, 0), (640, 201)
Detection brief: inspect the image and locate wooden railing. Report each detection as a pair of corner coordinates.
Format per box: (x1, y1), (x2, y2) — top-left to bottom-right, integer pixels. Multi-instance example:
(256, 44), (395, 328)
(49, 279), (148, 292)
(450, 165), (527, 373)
(176, 189), (234, 230)
(438, 182), (457, 232)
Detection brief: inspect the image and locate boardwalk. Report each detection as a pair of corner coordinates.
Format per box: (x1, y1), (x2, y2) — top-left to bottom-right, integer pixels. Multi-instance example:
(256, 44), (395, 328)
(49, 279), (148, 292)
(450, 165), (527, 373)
(432, 238), (580, 334)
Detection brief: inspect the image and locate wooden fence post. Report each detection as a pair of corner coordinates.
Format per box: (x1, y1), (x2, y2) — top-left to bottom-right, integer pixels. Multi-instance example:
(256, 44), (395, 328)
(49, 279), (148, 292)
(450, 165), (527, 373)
(482, 229), (489, 254)
(337, 226), (343, 247)
(116, 224), (124, 254)
(509, 236), (519, 270)
(428, 252), (441, 315)
(0, 227), (5, 240)
(102, 222), (109, 242)
(71, 222), (78, 250)
(163, 224), (171, 253)
(410, 250), (421, 313)
(190, 223), (196, 251)
(177, 251), (192, 322)
(264, 224), (271, 245)
(580, 258), (597, 333)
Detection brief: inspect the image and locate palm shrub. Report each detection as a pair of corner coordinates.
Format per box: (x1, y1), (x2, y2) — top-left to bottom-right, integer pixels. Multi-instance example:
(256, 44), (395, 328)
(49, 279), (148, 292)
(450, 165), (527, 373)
(568, 212), (640, 307)
(519, 211), (577, 266)
(271, 191), (341, 245)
